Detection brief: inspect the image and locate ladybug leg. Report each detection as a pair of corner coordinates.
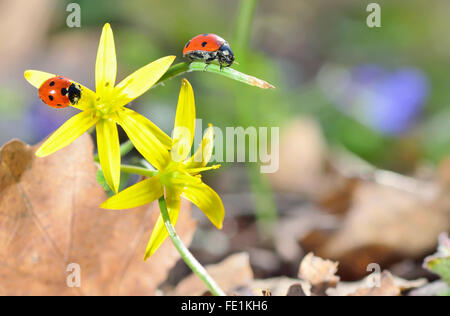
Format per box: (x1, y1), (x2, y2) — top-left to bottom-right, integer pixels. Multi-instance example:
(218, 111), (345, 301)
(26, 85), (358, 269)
(218, 55), (225, 71)
(203, 62), (210, 72)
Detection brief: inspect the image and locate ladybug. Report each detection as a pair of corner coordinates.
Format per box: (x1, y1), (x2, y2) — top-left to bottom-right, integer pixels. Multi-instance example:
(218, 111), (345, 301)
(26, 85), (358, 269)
(183, 33), (235, 70)
(38, 76), (81, 108)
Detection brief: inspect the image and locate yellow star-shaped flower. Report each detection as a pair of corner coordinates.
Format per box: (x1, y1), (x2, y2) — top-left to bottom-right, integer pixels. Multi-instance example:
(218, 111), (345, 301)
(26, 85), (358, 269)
(101, 79), (225, 260)
(24, 23), (176, 193)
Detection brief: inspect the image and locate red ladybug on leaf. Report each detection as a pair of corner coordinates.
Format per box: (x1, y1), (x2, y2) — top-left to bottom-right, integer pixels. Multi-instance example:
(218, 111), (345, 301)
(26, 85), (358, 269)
(38, 76), (81, 108)
(183, 33), (235, 70)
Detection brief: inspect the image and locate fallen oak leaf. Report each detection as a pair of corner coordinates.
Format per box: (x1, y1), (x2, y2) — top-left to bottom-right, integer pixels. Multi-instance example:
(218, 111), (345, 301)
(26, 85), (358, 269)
(298, 252), (340, 295)
(302, 181), (450, 279)
(348, 271), (404, 296)
(348, 271), (400, 296)
(170, 252), (253, 296)
(250, 277), (311, 296)
(298, 252), (340, 286)
(0, 134), (197, 295)
(269, 118), (328, 199)
(327, 271), (427, 296)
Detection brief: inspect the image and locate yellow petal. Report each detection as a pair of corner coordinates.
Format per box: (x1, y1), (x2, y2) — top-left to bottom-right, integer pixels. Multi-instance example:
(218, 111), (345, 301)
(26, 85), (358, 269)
(187, 164), (221, 175)
(116, 108), (171, 170)
(172, 79), (196, 162)
(36, 111), (97, 157)
(95, 23), (117, 96)
(115, 55), (176, 106)
(101, 175), (163, 210)
(181, 181), (224, 229)
(24, 70), (55, 88)
(96, 118), (121, 193)
(185, 124), (215, 169)
(144, 189), (181, 260)
(72, 85), (97, 111)
(24, 70), (96, 111)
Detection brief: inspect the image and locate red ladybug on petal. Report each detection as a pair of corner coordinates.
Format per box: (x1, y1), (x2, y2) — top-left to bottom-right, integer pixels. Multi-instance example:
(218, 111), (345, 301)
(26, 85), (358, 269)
(38, 76), (81, 108)
(183, 33), (235, 70)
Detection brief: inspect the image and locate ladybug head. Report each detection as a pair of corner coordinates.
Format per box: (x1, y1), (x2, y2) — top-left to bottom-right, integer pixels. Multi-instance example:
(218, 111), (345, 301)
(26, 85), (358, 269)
(218, 43), (235, 67)
(68, 83), (82, 104)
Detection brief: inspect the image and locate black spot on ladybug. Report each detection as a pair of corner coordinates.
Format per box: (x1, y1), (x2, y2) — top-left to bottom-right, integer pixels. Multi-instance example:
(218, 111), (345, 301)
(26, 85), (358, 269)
(185, 41), (191, 48)
(59, 77), (64, 80)
(48, 95), (54, 101)
(57, 104), (62, 107)
(203, 33), (209, 36)
(49, 81), (55, 87)
(201, 41), (208, 47)
(61, 88), (68, 95)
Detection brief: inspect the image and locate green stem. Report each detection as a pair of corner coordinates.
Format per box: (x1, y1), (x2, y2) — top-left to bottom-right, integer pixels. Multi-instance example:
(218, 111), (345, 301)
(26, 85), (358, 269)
(234, 0), (258, 57)
(233, 0), (278, 238)
(94, 139), (134, 162)
(247, 163), (276, 236)
(158, 197), (226, 296)
(120, 164), (158, 177)
(156, 62), (190, 84)
(154, 62), (274, 89)
(118, 139), (135, 156)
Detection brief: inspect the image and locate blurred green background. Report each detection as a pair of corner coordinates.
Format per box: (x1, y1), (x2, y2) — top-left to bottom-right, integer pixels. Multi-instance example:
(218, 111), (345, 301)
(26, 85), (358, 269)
(0, 0), (448, 218)
(1, 0), (449, 171)
(2, 0), (450, 280)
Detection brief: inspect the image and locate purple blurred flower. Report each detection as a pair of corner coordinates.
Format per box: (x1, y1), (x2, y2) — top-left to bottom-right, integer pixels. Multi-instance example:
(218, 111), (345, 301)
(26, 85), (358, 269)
(355, 65), (429, 134)
(352, 64), (388, 85)
(26, 101), (69, 143)
(368, 68), (429, 134)
(320, 64), (430, 135)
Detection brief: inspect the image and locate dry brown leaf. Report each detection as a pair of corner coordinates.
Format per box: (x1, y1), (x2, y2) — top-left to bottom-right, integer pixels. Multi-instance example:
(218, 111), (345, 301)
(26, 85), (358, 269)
(0, 135), (197, 295)
(274, 206), (338, 263)
(302, 181), (450, 278)
(170, 252), (253, 296)
(327, 271), (427, 296)
(250, 277), (311, 296)
(269, 118), (327, 198)
(349, 271), (407, 296)
(269, 117), (354, 213)
(298, 252), (340, 287)
(296, 252), (340, 295)
(344, 271), (400, 296)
